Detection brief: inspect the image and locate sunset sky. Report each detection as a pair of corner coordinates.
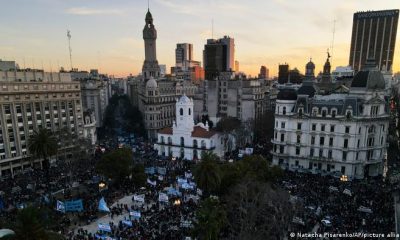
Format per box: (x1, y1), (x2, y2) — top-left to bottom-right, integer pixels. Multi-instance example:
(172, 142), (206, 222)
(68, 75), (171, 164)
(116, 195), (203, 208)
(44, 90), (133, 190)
(0, 0), (399, 77)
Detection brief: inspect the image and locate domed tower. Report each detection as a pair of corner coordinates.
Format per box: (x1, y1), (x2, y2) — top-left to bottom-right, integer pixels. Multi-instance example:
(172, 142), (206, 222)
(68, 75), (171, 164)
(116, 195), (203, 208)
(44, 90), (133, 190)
(305, 58), (315, 79)
(321, 51), (332, 84)
(175, 95), (195, 132)
(142, 8), (160, 80)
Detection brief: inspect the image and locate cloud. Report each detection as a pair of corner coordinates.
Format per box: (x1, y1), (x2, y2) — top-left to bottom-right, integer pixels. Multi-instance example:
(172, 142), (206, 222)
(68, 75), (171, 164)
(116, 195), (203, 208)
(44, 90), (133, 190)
(65, 7), (124, 16)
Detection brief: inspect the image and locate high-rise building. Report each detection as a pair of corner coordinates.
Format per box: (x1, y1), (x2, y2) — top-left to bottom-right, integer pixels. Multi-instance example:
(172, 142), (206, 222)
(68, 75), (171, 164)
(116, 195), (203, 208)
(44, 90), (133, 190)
(0, 60), (17, 71)
(278, 64), (289, 84)
(349, 9), (399, 72)
(175, 43), (193, 68)
(0, 69), (84, 177)
(259, 66), (269, 79)
(203, 36), (235, 80)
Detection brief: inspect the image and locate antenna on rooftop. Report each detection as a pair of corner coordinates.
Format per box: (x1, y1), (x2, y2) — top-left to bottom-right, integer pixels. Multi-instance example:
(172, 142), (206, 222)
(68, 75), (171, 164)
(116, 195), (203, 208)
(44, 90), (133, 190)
(212, 18), (214, 39)
(67, 30), (73, 71)
(330, 18), (336, 65)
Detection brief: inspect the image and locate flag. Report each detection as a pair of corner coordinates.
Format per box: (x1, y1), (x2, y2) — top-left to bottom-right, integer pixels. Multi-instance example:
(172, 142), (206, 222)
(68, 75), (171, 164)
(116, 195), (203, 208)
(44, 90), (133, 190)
(147, 178), (156, 186)
(133, 194), (145, 203)
(158, 192), (169, 202)
(130, 211), (141, 218)
(122, 220), (133, 227)
(98, 223), (112, 232)
(98, 197), (110, 212)
(56, 200), (65, 213)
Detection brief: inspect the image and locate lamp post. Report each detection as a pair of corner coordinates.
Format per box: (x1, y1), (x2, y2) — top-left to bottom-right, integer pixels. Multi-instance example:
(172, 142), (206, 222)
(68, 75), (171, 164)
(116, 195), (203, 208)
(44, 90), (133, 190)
(99, 181), (107, 192)
(340, 175), (348, 182)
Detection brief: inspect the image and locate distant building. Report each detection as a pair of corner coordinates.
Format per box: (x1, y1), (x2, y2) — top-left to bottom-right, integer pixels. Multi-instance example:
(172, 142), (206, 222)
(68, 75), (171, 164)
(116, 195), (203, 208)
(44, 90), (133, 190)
(83, 110), (97, 145)
(259, 66), (269, 79)
(203, 36), (235, 79)
(278, 64), (289, 84)
(154, 95), (225, 160)
(349, 9), (399, 72)
(159, 64), (166, 77)
(172, 43), (204, 83)
(128, 9), (198, 140)
(0, 60), (17, 71)
(175, 43), (193, 68)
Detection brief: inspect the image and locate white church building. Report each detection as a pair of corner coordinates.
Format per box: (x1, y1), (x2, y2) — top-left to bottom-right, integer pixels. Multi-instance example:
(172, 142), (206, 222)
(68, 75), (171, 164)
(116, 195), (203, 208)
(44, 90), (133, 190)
(154, 95), (225, 160)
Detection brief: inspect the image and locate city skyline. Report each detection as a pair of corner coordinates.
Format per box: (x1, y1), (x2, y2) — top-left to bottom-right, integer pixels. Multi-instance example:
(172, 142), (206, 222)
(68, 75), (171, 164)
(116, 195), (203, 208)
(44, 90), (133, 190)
(1, 0), (399, 77)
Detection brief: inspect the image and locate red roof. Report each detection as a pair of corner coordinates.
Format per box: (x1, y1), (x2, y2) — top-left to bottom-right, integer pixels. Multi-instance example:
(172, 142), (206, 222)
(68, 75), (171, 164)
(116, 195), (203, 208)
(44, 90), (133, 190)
(158, 126), (217, 139)
(191, 126), (217, 138)
(159, 127), (173, 135)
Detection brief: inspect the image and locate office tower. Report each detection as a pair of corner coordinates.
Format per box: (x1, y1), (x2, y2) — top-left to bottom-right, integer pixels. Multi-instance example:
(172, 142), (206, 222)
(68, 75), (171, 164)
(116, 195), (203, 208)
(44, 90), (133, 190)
(0, 60), (17, 71)
(175, 43), (193, 68)
(278, 64), (289, 84)
(349, 9), (399, 72)
(203, 36), (235, 79)
(259, 66), (269, 79)
(0, 69), (84, 177)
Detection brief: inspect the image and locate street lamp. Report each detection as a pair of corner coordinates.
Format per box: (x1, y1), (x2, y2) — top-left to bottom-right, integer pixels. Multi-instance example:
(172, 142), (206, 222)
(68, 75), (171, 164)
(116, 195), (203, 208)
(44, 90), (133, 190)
(173, 199), (181, 206)
(99, 181), (107, 192)
(340, 175), (348, 182)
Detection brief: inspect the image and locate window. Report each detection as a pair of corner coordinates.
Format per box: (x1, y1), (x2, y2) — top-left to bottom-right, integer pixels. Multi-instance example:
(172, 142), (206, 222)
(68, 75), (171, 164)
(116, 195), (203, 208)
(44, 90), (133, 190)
(279, 145), (284, 153)
(319, 149), (323, 157)
(346, 111), (351, 119)
(312, 108), (318, 116)
(297, 135), (301, 144)
(180, 108), (183, 116)
(321, 125), (325, 132)
(295, 147), (300, 155)
(180, 137), (184, 146)
(330, 125), (335, 133)
(368, 125), (375, 134)
(311, 136), (315, 145)
(342, 152), (347, 161)
(368, 137), (374, 147)
(310, 148), (314, 157)
(281, 122), (285, 129)
(280, 134), (285, 142)
(344, 139), (348, 148)
(283, 106), (286, 115)
(298, 108), (303, 116)
(320, 137), (325, 146)
(331, 110), (336, 118)
(275, 121), (278, 128)
(322, 109), (327, 117)
(188, 108), (191, 115)
(345, 126), (350, 134)
(328, 150), (332, 159)
(341, 166), (346, 174)
(297, 123), (302, 130)
(312, 124), (316, 131)
(357, 139), (360, 148)
(329, 137), (333, 146)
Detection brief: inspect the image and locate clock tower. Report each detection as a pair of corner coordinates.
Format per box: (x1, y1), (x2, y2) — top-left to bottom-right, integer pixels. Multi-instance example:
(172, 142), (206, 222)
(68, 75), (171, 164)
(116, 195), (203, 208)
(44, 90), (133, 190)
(142, 9), (160, 80)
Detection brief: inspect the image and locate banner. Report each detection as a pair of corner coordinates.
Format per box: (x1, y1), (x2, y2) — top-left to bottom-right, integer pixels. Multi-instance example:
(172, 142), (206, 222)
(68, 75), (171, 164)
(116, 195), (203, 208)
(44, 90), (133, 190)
(184, 172), (192, 179)
(177, 178), (187, 185)
(180, 220), (192, 228)
(65, 199), (84, 212)
(133, 194), (145, 203)
(98, 197), (110, 212)
(98, 223), (112, 232)
(122, 220), (133, 227)
(181, 183), (194, 190)
(245, 148), (254, 155)
(158, 192), (169, 202)
(147, 179), (157, 186)
(343, 189), (352, 196)
(157, 167), (167, 175)
(328, 186), (338, 192)
(130, 211), (141, 218)
(145, 167), (155, 174)
(167, 188), (181, 196)
(56, 200), (65, 213)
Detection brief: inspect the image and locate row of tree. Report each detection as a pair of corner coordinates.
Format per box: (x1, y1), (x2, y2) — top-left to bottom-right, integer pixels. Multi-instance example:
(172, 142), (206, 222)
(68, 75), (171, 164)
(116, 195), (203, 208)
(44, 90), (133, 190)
(192, 152), (294, 240)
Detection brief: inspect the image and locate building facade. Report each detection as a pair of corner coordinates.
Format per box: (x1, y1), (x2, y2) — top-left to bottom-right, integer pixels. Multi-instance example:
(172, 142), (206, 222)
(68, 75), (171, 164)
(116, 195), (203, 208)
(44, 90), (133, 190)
(271, 59), (389, 179)
(0, 70), (84, 177)
(349, 9), (399, 72)
(128, 9), (198, 140)
(154, 95), (224, 160)
(193, 72), (265, 124)
(203, 36), (235, 80)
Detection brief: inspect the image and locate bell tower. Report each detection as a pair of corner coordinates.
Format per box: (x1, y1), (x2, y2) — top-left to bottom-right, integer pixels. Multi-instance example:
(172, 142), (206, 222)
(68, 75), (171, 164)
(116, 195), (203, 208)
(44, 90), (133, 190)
(142, 8), (160, 80)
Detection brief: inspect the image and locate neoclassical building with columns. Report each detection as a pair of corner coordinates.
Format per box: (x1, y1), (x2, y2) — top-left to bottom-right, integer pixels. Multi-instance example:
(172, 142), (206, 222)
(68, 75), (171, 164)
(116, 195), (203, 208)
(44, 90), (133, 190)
(154, 95), (224, 160)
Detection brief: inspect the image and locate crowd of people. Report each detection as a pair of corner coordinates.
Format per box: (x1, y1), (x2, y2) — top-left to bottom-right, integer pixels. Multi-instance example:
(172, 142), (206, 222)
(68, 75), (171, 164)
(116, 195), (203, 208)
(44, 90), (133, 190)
(280, 171), (395, 236)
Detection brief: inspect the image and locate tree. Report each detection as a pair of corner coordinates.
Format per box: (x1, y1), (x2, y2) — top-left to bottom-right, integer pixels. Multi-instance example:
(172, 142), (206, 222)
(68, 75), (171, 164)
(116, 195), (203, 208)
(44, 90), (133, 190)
(193, 197), (227, 240)
(96, 147), (133, 184)
(223, 180), (294, 240)
(11, 206), (49, 240)
(216, 117), (241, 153)
(131, 163), (147, 188)
(201, 115), (214, 129)
(193, 152), (221, 196)
(254, 110), (275, 148)
(28, 128), (58, 180)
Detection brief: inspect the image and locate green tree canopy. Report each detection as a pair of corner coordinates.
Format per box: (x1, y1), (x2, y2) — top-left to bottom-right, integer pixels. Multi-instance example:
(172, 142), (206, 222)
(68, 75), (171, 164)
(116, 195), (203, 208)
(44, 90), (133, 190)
(131, 163), (147, 188)
(193, 197), (227, 240)
(96, 147), (133, 183)
(216, 117), (241, 133)
(193, 152), (221, 196)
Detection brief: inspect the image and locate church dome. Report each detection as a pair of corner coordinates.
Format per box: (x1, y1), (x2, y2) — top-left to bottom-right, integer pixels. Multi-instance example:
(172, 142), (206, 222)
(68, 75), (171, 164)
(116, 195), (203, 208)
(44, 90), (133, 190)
(306, 60), (315, 69)
(277, 88), (297, 101)
(145, 10), (153, 20)
(146, 77), (157, 88)
(178, 94), (191, 104)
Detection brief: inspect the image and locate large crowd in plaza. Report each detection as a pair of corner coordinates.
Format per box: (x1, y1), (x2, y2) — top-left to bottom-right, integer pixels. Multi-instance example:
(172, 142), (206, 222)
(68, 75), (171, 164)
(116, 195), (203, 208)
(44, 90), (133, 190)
(0, 133), (396, 239)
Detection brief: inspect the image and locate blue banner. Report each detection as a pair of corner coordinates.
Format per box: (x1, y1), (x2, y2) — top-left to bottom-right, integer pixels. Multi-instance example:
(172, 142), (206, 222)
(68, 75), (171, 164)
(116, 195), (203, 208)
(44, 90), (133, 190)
(98, 197), (110, 212)
(157, 167), (167, 175)
(65, 199), (84, 212)
(56, 200), (65, 213)
(98, 223), (112, 232)
(122, 220), (133, 227)
(145, 167), (155, 174)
